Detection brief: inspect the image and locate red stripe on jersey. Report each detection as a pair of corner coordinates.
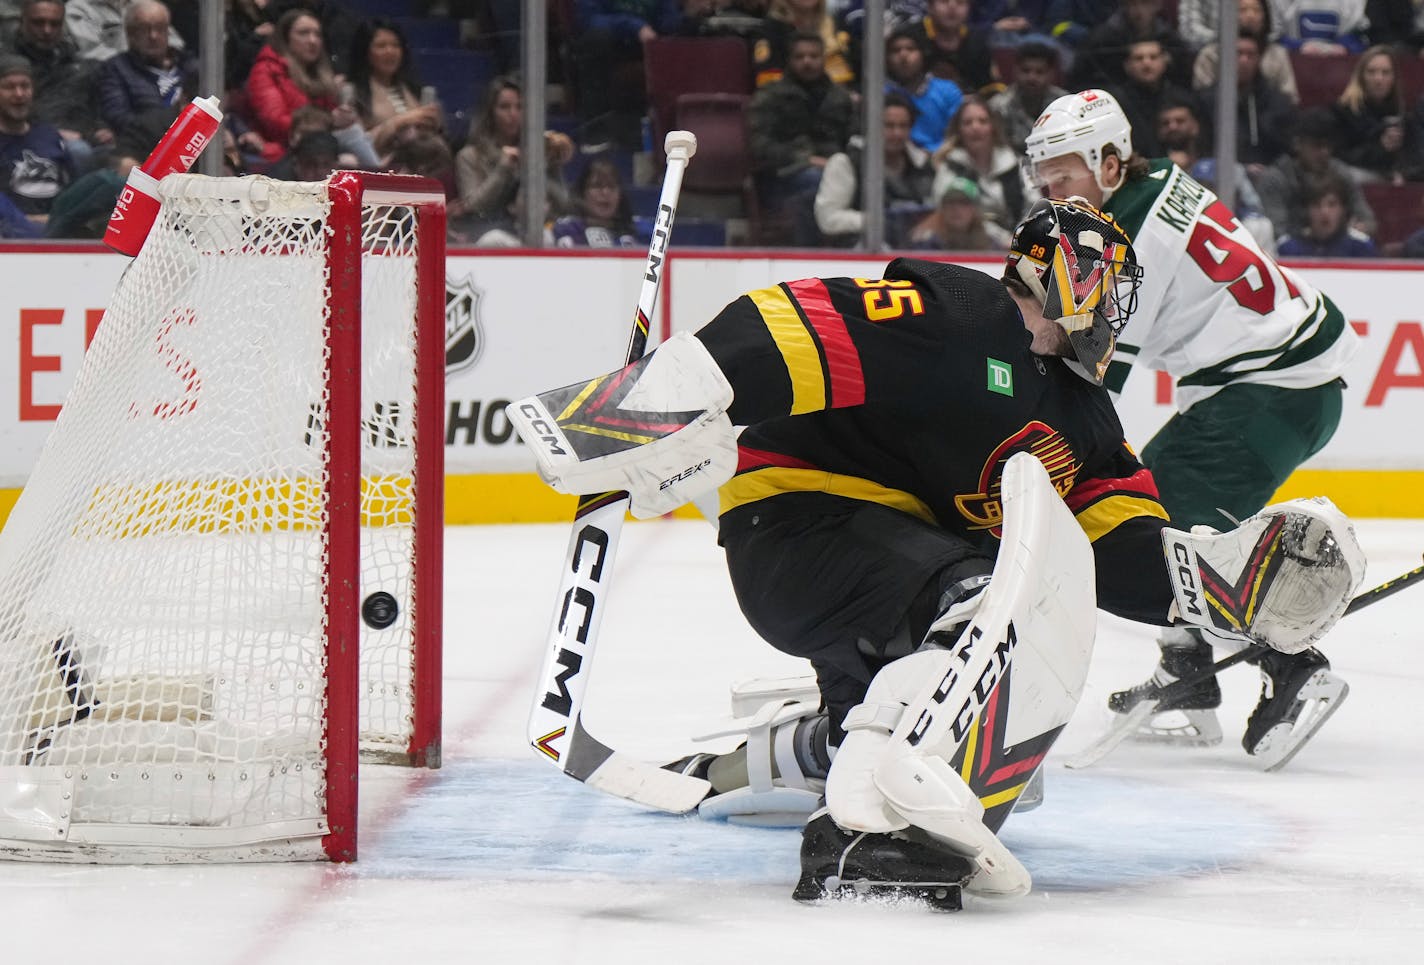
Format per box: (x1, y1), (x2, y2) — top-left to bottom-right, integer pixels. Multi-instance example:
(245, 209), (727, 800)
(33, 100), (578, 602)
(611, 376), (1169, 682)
(1065, 464), (1161, 513)
(785, 278), (866, 408)
(736, 445), (819, 473)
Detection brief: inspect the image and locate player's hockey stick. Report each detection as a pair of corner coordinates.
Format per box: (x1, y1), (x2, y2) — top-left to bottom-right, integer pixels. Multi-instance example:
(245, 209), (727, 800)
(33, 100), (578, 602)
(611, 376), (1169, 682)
(1065, 560), (1424, 770)
(524, 131), (710, 813)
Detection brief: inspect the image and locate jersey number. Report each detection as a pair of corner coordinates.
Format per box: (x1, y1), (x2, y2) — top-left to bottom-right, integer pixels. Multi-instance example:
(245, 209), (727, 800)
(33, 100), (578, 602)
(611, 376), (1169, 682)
(1184, 200), (1301, 316)
(855, 278), (925, 321)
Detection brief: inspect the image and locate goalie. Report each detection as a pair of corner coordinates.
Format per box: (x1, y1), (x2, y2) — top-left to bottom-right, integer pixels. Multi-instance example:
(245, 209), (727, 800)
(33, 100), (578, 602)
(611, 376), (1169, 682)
(510, 198), (1364, 908)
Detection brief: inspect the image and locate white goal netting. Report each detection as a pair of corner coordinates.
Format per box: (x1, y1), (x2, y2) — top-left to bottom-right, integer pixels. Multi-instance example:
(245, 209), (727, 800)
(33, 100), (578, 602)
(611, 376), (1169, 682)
(0, 175), (441, 861)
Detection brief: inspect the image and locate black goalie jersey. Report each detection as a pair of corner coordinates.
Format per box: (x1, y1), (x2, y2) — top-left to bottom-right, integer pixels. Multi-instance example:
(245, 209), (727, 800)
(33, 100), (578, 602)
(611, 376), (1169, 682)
(695, 258), (1175, 624)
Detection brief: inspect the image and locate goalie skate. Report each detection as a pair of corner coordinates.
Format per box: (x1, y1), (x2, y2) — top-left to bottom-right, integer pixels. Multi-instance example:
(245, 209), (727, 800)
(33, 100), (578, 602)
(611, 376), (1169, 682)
(1244, 648), (1348, 772)
(792, 810), (975, 912)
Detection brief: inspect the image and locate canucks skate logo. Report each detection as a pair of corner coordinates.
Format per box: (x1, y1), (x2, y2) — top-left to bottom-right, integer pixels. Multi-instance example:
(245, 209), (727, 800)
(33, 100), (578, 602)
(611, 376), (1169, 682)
(955, 421), (1079, 535)
(444, 274), (485, 376)
(9, 149), (64, 201)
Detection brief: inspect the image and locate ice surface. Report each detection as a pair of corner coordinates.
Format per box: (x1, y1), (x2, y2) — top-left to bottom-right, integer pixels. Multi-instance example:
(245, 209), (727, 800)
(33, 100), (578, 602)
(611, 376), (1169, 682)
(2, 518), (1420, 962)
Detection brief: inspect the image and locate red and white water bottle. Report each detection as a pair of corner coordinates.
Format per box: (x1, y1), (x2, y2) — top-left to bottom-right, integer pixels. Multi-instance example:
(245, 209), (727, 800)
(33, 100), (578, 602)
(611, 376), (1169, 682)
(104, 95), (224, 256)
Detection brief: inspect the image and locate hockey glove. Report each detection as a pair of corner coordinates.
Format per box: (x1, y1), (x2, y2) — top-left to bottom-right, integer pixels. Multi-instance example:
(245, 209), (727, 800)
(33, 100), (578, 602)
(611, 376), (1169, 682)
(1162, 497), (1366, 654)
(508, 332), (737, 519)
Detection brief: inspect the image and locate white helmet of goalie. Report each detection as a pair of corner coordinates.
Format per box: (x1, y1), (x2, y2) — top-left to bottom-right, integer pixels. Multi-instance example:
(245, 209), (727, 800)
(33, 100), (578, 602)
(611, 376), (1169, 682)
(1023, 89), (1133, 201)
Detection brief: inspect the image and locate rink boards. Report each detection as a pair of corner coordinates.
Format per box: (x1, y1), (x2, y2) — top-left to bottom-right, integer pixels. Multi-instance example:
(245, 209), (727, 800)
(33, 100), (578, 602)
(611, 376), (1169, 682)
(0, 246), (1420, 521)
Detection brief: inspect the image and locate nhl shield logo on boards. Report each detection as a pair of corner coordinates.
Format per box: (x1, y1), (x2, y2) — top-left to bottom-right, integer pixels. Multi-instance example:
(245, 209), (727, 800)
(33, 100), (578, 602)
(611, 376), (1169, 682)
(444, 274), (485, 376)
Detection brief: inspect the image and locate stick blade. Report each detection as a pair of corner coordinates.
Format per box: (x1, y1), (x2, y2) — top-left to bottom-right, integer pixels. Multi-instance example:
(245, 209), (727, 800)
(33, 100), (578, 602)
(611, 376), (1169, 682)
(564, 719), (710, 813)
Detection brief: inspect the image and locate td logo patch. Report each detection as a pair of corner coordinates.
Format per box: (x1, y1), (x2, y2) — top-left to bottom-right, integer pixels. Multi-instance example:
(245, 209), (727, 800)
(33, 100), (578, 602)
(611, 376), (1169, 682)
(987, 358), (1014, 397)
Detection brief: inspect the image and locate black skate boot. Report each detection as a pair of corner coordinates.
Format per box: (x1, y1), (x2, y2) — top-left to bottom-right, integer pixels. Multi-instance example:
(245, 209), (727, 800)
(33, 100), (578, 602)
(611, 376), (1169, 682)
(792, 810), (976, 911)
(1107, 629), (1223, 745)
(1242, 647), (1348, 771)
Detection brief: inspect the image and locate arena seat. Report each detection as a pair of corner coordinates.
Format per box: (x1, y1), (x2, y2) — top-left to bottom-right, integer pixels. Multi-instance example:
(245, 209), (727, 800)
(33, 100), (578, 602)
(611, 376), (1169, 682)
(1360, 181), (1424, 248)
(643, 37), (752, 163)
(1290, 51), (1358, 108)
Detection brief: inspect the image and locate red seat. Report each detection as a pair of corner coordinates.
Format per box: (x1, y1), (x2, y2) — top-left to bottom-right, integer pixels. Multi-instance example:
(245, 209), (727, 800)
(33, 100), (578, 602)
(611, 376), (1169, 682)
(675, 93), (752, 193)
(1398, 56), (1424, 106)
(1360, 181), (1424, 248)
(671, 92), (776, 241)
(643, 37), (753, 157)
(1290, 51), (1358, 108)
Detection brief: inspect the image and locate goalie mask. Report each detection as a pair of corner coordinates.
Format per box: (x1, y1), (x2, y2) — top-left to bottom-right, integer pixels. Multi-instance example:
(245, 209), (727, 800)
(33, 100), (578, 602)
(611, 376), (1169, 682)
(1004, 197), (1142, 385)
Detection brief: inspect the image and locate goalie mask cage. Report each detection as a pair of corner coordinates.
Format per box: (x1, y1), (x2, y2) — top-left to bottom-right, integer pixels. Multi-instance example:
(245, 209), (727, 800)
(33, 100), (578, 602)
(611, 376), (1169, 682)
(0, 172), (444, 863)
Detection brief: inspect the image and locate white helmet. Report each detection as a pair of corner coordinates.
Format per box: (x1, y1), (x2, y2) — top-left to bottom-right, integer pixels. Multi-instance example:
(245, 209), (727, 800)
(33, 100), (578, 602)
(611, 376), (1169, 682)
(1022, 89), (1134, 201)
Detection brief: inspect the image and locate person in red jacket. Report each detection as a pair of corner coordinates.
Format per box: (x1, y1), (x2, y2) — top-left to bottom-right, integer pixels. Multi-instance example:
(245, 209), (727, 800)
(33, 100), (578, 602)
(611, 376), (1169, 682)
(244, 8), (339, 145)
(243, 8), (377, 167)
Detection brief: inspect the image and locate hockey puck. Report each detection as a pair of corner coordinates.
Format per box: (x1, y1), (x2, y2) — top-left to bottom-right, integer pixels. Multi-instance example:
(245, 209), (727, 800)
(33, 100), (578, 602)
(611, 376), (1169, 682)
(362, 591), (400, 629)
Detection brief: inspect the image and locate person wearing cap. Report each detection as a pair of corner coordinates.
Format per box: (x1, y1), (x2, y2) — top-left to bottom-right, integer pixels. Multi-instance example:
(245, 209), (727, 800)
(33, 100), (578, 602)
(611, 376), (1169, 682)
(0, 53), (73, 221)
(812, 91), (934, 248)
(907, 172), (1011, 250)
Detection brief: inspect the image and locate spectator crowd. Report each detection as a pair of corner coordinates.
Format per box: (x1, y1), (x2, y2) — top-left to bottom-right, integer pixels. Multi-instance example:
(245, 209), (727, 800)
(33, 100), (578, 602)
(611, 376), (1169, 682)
(2, 0), (1424, 258)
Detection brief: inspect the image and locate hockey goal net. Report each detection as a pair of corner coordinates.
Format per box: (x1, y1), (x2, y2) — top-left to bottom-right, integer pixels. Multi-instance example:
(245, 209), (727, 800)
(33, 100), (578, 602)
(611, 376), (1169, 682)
(0, 172), (445, 862)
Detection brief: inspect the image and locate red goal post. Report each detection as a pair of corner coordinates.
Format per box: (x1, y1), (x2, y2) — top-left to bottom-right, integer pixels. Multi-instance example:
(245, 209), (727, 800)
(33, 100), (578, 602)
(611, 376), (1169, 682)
(0, 172), (445, 863)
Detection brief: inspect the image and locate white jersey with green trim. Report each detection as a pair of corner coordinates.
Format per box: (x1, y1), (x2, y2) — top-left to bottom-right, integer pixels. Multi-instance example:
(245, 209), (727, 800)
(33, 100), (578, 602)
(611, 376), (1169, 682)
(1102, 160), (1358, 412)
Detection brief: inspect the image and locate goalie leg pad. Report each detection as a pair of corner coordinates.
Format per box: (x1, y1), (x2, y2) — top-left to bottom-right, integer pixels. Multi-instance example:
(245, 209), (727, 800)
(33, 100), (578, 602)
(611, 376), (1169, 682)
(874, 754), (1031, 897)
(1163, 497), (1366, 654)
(824, 453), (1097, 896)
(508, 332), (737, 518)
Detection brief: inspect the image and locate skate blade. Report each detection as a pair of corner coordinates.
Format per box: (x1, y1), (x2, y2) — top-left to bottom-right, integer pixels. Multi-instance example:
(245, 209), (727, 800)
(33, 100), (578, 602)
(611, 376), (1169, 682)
(1128, 708), (1223, 747)
(1065, 701), (1154, 769)
(1011, 767), (1044, 814)
(1250, 672), (1349, 772)
(793, 875), (963, 911)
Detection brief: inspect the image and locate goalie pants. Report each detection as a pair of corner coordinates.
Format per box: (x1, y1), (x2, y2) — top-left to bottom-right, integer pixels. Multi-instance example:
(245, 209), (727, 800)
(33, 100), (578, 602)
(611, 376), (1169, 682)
(1141, 379), (1344, 530)
(719, 493), (997, 745)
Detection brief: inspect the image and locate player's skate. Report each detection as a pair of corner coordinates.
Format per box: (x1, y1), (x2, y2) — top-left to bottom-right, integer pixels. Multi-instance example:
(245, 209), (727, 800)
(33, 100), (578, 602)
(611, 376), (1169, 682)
(792, 809), (976, 911)
(1108, 628), (1223, 746)
(1243, 647), (1347, 771)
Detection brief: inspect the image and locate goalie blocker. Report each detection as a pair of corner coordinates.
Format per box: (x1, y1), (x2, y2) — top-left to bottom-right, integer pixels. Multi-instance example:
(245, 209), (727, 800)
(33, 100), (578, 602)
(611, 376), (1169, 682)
(509, 333), (736, 519)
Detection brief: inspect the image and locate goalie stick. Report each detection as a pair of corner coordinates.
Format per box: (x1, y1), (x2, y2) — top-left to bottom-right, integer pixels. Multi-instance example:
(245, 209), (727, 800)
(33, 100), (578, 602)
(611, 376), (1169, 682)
(1065, 560), (1424, 770)
(524, 131), (711, 813)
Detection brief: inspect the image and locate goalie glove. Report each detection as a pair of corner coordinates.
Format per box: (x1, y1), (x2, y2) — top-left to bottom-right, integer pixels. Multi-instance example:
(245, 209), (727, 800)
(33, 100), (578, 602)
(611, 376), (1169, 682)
(508, 332), (737, 519)
(1162, 497), (1366, 655)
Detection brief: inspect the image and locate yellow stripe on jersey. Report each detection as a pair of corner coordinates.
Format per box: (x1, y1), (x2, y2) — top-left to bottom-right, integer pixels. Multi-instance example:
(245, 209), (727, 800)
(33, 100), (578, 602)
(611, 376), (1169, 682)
(1074, 493), (1169, 542)
(747, 285), (825, 414)
(720, 466), (936, 524)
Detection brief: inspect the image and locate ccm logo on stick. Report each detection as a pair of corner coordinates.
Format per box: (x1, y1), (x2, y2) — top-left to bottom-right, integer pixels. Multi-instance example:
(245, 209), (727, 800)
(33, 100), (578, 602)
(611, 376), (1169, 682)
(644, 203), (673, 282)
(540, 525), (610, 717)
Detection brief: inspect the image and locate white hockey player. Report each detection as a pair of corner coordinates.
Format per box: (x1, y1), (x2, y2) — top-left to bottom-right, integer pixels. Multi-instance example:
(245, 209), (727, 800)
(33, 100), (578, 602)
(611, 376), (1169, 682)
(1022, 89), (1361, 767)
(511, 199), (1365, 906)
